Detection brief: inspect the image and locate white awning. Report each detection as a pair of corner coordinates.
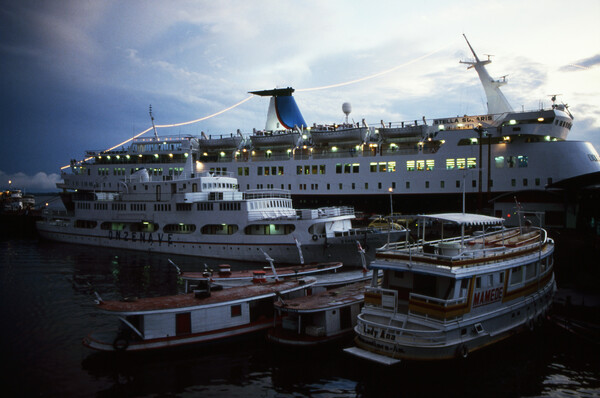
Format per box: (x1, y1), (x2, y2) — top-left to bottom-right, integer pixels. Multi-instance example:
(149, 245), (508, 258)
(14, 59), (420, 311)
(419, 213), (504, 226)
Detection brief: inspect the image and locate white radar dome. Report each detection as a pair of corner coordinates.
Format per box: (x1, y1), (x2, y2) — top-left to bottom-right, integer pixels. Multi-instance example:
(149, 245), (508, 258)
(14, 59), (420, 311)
(342, 102), (352, 116)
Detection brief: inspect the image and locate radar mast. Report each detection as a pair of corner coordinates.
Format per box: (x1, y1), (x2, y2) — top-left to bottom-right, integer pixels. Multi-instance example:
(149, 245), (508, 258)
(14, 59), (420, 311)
(459, 35), (513, 114)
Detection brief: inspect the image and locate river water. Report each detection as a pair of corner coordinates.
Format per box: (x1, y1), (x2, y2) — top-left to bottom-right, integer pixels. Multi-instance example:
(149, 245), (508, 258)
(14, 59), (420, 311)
(0, 237), (598, 397)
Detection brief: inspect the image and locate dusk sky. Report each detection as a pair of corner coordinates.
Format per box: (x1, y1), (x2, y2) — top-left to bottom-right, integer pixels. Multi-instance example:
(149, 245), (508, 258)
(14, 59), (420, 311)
(1, 0), (599, 191)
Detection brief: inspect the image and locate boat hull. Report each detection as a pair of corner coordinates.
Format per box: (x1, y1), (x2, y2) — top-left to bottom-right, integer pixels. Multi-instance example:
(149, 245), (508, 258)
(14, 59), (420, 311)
(267, 326), (353, 347)
(352, 274), (556, 363)
(35, 221), (402, 266)
(83, 317), (275, 352)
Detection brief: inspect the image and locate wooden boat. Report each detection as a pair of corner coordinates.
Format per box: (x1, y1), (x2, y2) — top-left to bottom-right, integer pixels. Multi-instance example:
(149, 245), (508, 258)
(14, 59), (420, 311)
(82, 276), (316, 352)
(345, 212), (556, 365)
(180, 261), (343, 289)
(268, 281), (369, 346)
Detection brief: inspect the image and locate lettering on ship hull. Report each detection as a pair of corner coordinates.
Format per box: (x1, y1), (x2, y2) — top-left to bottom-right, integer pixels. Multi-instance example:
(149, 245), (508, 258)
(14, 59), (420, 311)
(108, 231), (173, 246)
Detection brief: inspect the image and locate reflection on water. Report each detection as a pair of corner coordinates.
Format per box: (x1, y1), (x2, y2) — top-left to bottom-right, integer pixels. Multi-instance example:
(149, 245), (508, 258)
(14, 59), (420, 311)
(0, 239), (598, 397)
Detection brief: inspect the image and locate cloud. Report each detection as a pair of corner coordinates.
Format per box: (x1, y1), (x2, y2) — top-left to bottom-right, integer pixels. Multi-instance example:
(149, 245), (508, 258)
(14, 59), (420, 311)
(0, 171), (61, 192)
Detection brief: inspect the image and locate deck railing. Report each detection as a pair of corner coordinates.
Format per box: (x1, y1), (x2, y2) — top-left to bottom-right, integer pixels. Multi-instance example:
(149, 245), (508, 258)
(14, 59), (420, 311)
(378, 227), (547, 267)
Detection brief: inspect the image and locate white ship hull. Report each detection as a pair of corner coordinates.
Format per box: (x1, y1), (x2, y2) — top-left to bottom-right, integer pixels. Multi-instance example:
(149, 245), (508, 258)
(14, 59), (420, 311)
(36, 221), (400, 265)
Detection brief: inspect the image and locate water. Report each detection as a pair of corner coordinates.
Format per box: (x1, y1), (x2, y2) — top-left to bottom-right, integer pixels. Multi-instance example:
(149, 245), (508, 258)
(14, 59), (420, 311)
(1, 238), (598, 397)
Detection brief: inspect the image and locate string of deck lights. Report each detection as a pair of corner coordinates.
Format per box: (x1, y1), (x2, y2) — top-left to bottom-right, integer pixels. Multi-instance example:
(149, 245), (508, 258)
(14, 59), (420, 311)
(63, 44), (449, 169)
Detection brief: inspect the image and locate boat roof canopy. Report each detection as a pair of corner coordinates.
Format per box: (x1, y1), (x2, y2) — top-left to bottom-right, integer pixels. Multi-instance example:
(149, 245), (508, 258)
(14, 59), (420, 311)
(419, 213), (504, 226)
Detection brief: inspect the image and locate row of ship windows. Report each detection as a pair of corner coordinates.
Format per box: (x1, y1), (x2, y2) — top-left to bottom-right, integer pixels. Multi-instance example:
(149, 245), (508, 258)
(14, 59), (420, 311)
(77, 154), (532, 182)
(97, 167), (184, 176)
(255, 176), (553, 191)
(237, 156), (529, 177)
(75, 220), (296, 235)
(76, 202), (254, 212)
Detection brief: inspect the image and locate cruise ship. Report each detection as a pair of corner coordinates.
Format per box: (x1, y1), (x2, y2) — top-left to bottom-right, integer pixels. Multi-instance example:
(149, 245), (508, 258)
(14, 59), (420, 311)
(58, 36), (600, 220)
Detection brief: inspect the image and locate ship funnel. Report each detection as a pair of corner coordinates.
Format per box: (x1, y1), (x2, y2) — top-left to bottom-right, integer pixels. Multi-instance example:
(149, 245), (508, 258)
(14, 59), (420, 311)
(249, 87), (307, 131)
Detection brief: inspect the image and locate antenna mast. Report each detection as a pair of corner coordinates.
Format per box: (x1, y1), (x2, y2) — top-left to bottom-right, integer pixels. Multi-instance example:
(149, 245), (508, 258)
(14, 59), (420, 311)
(149, 105), (159, 141)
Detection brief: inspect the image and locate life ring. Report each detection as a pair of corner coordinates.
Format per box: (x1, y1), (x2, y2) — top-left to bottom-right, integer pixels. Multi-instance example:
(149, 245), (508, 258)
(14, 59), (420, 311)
(456, 344), (468, 359)
(312, 234), (318, 241)
(113, 336), (129, 351)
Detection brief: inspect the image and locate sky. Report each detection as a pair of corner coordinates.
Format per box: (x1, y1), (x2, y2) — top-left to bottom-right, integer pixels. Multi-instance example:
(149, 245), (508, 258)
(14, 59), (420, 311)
(1, 0), (599, 192)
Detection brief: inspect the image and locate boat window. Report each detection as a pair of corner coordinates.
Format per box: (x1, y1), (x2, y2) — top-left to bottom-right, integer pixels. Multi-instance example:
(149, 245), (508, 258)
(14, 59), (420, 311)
(518, 155), (528, 167)
(75, 220), (97, 229)
(164, 224), (196, 234)
(201, 224), (238, 235)
(495, 156), (505, 168)
(244, 224), (295, 235)
(446, 159), (455, 170)
(510, 266), (523, 285)
(525, 262), (537, 280)
(475, 277), (481, 289)
(231, 305), (242, 317)
(130, 222), (158, 232)
(101, 222), (125, 231)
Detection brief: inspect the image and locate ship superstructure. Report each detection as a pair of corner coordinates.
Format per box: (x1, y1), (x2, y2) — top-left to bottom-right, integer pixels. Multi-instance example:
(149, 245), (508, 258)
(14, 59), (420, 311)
(58, 37), (600, 218)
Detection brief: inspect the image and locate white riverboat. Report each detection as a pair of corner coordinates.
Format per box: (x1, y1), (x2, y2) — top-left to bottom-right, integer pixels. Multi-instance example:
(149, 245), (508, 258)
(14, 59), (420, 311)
(180, 261), (343, 289)
(37, 169), (404, 265)
(344, 212), (556, 364)
(83, 276), (316, 352)
(268, 280), (369, 347)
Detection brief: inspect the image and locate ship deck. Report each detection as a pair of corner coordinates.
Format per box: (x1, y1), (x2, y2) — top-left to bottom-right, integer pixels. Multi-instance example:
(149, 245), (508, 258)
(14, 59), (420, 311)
(182, 262), (342, 281)
(274, 281), (367, 312)
(99, 278), (314, 313)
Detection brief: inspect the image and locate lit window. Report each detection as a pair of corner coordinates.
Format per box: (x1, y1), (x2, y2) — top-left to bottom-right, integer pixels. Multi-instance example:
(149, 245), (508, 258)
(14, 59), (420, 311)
(495, 156), (505, 168)
(518, 156), (528, 167)
(406, 161), (415, 171)
(446, 159), (455, 170)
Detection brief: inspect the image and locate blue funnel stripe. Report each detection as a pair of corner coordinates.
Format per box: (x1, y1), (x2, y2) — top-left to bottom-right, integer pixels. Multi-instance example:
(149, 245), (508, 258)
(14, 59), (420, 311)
(275, 96), (306, 129)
